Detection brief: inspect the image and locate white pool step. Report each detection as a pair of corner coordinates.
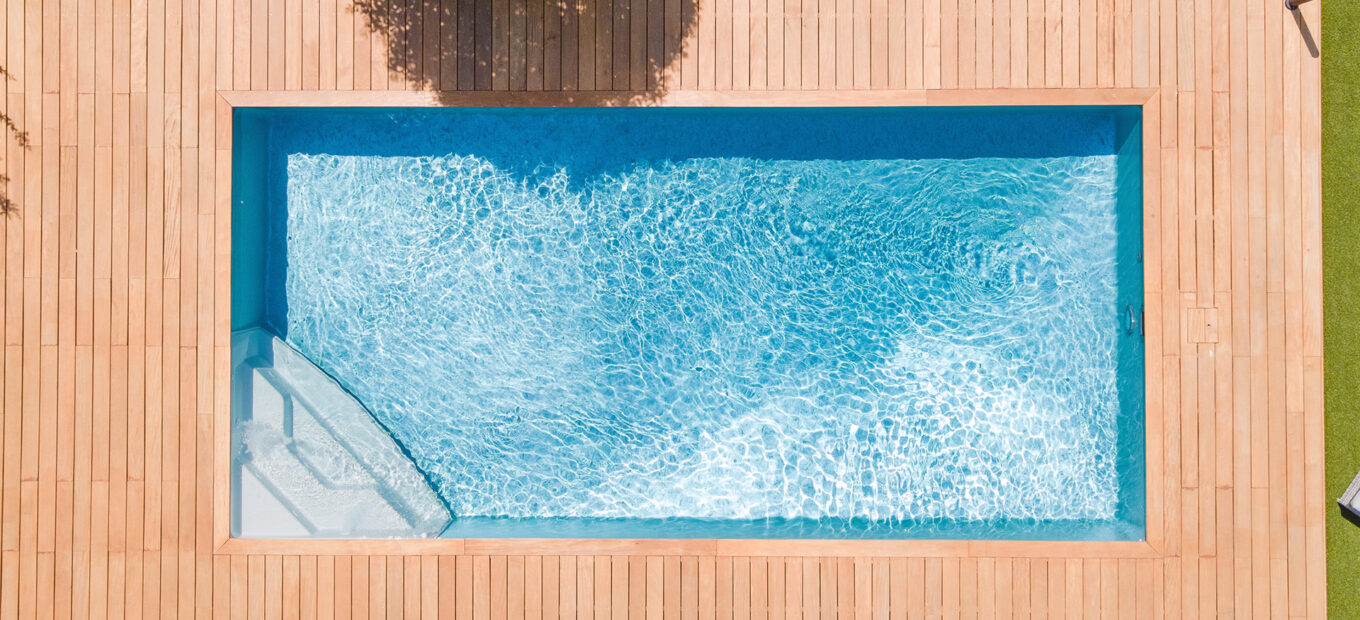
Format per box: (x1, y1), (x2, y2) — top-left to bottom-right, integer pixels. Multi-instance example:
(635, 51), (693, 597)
(231, 328), (452, 538)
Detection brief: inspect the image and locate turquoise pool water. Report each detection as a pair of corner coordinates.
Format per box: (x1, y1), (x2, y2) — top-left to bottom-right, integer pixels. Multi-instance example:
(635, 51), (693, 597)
(232, 107), (1144, 540)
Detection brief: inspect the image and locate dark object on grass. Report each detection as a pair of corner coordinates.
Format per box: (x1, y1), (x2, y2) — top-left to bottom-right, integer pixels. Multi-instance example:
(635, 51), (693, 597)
(1338, 470), (1360, 520)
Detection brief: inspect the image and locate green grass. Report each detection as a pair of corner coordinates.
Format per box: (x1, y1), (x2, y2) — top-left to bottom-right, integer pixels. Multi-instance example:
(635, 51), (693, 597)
(1324, 0), (1360, 615)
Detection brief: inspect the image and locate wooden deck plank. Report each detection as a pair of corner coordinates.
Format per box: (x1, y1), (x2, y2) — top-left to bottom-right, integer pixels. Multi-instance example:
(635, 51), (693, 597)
(810, 0), (830, 88)
(955, 0), (971, 88)
(1029, 559), (1047, 619)
(992, 558), (1010, 620)
(940, 557), (958, 619)
(973, 0), (989, 88)
(938, 0), (955, 88)
(521, 555), (540, 620)
(795, 557), (812, 620)
(973, 559), (992, 620)
(589, 555), (606, 620)
(834, 557), (851, 620)
(1010, 557), (1028, 618)
(1010, 0), (1026, 86)
(735, 0), (751, 89)
(987, 0), (1005, 87)
(1024, 0), (1039, 86)
(348, 555), (367, 618)
(542, 556), (559, 620)
(736, 557), (752, 620)
(921, 0), (938, 88)
(815, 558), (833, 620)
(922, 558), (939, 618)
(606, 556), (622, 620)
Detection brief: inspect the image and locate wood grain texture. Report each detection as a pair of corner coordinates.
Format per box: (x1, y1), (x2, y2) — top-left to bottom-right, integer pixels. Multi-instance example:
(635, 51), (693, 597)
(0, 0), (1323, 614)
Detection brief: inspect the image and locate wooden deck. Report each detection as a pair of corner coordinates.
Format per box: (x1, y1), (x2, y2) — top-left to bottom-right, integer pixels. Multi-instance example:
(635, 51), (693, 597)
(0, 0), (1324, 612)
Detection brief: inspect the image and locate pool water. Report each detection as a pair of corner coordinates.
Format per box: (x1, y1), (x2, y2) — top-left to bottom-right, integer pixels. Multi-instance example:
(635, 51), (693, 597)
(232, 107), (1145, 540)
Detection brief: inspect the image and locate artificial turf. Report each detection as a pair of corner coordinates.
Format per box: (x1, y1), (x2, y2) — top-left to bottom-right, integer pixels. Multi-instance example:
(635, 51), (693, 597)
(1324, 0), (1360, 615)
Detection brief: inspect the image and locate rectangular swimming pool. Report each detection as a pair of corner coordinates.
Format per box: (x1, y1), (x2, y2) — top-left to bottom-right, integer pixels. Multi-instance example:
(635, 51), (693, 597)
(232, 106), (1145, 540)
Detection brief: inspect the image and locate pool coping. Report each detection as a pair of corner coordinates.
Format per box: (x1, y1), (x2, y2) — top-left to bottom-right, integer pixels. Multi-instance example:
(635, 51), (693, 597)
(212, 86), (1164, 559)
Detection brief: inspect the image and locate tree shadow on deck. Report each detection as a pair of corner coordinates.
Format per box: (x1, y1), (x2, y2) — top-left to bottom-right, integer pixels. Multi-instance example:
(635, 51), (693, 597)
(0, 66), (26, 216)
(352, 0), (700, 106)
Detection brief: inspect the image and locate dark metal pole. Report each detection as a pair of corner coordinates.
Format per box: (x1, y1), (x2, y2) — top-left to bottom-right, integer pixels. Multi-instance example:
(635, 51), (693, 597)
(1285, 0), (1311, 11)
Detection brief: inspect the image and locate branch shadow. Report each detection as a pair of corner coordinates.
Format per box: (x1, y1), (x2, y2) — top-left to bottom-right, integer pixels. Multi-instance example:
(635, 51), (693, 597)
(351, 0), (700, 106)
(0, 65), (26, 216)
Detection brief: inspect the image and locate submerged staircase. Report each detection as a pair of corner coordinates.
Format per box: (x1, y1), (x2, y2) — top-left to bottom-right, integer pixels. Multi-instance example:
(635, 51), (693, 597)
(231, 328), (452, 538)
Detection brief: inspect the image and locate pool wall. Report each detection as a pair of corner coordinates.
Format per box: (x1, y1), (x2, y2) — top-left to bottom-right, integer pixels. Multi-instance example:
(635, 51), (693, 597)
(1111, 107), (1146, 538)
(232, 110), (273, 333)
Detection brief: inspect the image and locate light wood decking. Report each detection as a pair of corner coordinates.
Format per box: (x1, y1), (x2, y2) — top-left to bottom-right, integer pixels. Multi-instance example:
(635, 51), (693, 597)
(0, 0), (1324, 613)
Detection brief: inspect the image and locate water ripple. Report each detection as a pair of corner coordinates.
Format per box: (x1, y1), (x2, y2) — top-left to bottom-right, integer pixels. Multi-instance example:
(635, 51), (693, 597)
(281, 147), (1129, 524)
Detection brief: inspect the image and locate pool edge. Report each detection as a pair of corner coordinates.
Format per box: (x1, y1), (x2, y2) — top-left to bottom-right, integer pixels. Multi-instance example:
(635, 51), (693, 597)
(214, 87), (1164, 556)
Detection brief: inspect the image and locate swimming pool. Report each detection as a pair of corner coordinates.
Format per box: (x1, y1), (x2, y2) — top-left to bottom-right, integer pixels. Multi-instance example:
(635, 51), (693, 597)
(231, 106), (1144, 540)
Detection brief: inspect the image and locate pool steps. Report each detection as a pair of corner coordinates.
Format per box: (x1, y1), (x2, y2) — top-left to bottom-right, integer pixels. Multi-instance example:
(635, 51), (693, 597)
(231, 328), (452, 538)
